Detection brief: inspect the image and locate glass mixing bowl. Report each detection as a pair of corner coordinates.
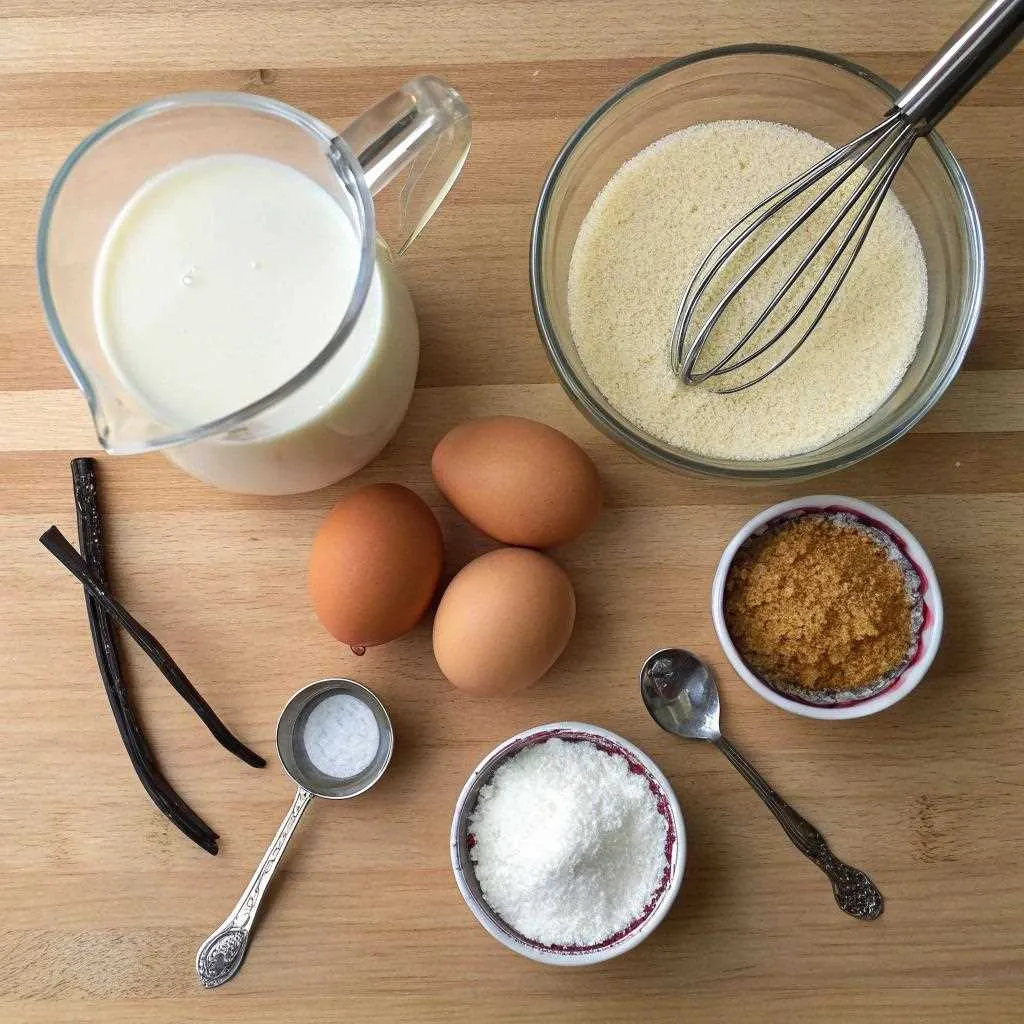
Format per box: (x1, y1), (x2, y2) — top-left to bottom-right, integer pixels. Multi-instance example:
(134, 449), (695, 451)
(530, 44), (984, 481)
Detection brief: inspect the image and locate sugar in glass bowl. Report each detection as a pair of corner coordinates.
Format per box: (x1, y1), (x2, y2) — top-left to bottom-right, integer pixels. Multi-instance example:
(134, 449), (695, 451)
(450, 722), (685, 965)
(530, 44), (983, 482)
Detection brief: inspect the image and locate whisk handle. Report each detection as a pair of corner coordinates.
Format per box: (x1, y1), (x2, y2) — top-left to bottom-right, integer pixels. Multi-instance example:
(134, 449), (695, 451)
(895, 0), (1024, 128)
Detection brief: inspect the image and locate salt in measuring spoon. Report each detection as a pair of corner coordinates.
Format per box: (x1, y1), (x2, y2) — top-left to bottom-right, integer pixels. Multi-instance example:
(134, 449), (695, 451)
(195, 678), (394, 988)
(640, 648), (883, 920)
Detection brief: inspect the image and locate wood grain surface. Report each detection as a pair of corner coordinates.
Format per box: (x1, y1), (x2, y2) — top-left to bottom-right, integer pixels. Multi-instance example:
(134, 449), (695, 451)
(1, 2), (1022, 1021)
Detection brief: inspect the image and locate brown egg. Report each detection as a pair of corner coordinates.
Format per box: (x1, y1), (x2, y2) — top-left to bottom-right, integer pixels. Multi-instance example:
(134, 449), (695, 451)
(308, 483), (443, 650)
(433, 547), (576, 696)
(431, 416), (601, 548)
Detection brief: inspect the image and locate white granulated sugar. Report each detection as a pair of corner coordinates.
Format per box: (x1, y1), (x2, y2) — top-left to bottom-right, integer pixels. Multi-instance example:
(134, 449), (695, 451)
(468, 737), (668, 947)
(302, 693), (380, 780)
(568, 120), (929, 460)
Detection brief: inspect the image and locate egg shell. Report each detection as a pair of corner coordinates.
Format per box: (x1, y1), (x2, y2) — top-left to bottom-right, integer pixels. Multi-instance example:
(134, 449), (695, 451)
(431, 416), (601, 548)
(308, 483), (444, 648)
(432, 547), (576, 696)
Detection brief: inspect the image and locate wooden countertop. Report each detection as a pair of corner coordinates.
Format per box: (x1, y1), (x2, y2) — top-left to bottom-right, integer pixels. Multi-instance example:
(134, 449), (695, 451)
(2, 2), (1022, 1021)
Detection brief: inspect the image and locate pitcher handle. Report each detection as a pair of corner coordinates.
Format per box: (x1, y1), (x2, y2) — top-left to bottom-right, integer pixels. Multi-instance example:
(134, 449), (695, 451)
(334, 75), (470, 257)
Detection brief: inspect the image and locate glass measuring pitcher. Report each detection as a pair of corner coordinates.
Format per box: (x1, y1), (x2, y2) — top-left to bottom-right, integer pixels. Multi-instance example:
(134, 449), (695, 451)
(38, 78), (470, 494)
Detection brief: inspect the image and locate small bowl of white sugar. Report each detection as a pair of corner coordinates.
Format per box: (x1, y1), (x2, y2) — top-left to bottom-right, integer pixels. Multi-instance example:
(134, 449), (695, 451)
(450, 723), (685, 965)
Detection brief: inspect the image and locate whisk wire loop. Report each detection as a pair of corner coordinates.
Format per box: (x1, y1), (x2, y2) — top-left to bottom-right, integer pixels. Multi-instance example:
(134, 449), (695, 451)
(714, 133), (917, 394)
(672, 113), (913, 387)
(670, 0), (1024, 393)
(707, 120), (920, 388)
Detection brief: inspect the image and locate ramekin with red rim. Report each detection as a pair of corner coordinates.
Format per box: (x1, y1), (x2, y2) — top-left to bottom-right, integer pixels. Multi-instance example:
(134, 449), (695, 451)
(712, 496), (943, 720)
(450, 722), (685, 965)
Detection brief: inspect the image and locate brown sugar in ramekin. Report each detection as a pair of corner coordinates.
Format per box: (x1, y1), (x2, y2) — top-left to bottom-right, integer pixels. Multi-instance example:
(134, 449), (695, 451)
(724, 513), (921, 695)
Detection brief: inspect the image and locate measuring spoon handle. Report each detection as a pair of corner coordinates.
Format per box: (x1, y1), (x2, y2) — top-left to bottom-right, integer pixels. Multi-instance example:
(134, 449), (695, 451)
(714, 736), (883, 921)
(195, 787), (315, 988)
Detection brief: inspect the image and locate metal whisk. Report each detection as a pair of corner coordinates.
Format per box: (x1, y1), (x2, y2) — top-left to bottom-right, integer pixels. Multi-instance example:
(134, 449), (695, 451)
(672, 0), (1024, 393)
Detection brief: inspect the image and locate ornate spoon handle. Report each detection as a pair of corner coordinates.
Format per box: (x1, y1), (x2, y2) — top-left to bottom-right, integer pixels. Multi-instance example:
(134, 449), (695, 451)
(715, 736), (883, 920)
(196, 787), (315, 988)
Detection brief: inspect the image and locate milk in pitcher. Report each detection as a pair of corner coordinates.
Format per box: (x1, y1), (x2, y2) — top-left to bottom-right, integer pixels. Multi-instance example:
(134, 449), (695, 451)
(94, 153), (418, 494)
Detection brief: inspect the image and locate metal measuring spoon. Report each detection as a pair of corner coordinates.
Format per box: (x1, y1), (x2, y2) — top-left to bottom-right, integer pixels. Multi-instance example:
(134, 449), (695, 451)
(640, 649), (883, 921)
(195, 679), (394, 988)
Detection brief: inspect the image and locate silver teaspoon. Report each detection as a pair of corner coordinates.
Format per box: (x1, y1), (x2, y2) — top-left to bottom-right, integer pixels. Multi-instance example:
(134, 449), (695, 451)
(640, 648), (883, 921)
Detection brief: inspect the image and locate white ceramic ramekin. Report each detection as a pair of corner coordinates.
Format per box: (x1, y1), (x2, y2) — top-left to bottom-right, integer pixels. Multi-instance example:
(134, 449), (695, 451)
(712, 496), (943, 720)
(450, 722), (685, 965)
